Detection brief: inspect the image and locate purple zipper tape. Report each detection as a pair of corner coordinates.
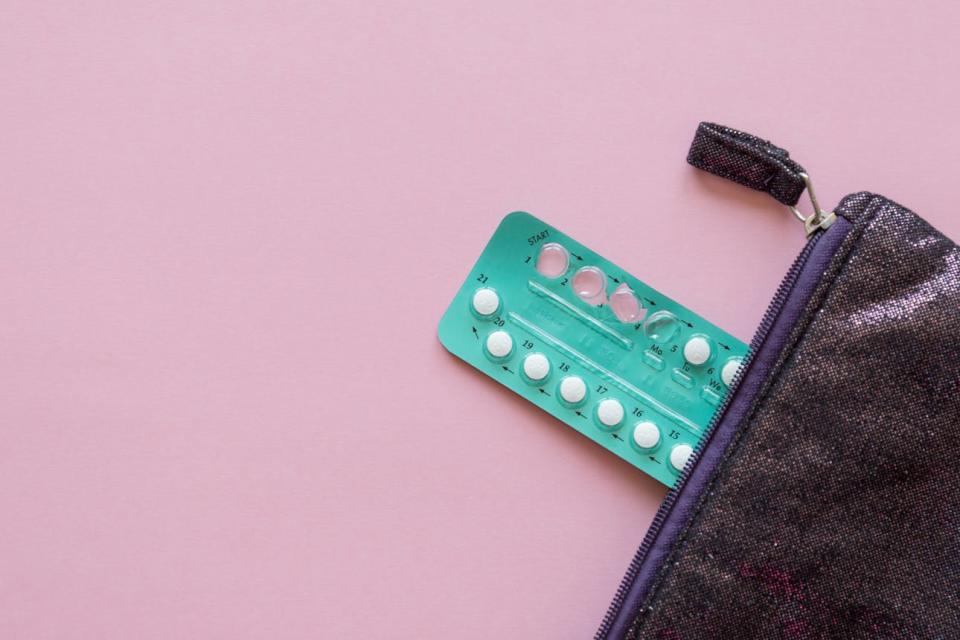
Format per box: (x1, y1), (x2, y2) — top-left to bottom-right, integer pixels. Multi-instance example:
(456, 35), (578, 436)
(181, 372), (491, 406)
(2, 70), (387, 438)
(598, 216), (853, 639)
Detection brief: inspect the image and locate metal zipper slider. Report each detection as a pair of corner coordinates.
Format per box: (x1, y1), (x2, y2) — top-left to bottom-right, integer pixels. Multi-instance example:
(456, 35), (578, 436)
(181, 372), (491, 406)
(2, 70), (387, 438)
(789, 172), (836, 237)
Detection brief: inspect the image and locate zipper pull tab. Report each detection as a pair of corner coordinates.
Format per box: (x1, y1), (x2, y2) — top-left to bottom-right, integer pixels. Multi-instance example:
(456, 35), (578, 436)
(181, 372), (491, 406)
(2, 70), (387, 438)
(788, 172), (836, 237)
(686, 123), (836, 237)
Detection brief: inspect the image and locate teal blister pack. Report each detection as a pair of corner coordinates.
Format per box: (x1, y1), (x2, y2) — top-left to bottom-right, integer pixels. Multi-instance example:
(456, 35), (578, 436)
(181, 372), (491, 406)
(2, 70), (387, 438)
(438, 212), (748, 486)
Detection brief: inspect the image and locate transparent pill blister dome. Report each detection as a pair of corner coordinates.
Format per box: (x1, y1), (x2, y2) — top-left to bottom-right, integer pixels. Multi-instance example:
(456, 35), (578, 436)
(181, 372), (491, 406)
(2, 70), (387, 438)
(438, 211), (748, 487)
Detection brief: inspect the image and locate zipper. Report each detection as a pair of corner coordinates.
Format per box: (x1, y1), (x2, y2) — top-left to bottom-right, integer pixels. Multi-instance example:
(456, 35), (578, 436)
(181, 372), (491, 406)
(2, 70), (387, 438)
(595, 209), (852, 640)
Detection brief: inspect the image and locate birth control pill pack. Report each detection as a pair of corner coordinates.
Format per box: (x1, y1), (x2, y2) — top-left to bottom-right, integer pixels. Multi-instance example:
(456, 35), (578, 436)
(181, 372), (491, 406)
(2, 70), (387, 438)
(438, 212), (748, 486)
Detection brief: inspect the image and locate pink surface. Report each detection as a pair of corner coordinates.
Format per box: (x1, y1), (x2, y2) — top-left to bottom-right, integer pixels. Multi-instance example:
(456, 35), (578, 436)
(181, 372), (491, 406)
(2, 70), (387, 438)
(3, 2), (960, 638)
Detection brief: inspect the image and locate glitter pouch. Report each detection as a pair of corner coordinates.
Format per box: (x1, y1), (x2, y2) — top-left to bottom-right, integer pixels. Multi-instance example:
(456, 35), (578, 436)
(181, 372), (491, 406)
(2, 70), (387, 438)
(597, 123), (960, 639)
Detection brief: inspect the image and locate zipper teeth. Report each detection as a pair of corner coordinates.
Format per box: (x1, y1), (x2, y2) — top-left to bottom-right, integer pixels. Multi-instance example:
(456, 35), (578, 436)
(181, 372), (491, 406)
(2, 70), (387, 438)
(594, 234), (822, 640)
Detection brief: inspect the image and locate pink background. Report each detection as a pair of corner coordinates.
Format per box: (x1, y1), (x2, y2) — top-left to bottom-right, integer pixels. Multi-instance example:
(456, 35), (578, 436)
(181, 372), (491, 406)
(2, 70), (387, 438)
(3, 2), (959, 638)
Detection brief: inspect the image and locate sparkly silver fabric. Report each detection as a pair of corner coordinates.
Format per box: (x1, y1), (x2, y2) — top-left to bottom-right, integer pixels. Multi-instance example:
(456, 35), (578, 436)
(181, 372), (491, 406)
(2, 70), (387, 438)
(629, 193), (960, 639)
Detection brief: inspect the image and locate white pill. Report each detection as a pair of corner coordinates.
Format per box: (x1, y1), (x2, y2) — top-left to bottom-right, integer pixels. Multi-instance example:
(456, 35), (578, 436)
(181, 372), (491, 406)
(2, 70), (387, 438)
(721, 358), (743, 387)
(596, 398), (624, 428)
(559, 376), (587, 404)
(472, 288), (500, 317)
(632, 421), (661, 450)
(670, 444), (694, 472)
(683, 336), (712, 366)
(522, 353), (551, 382)
(486, 330), (513, 358)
